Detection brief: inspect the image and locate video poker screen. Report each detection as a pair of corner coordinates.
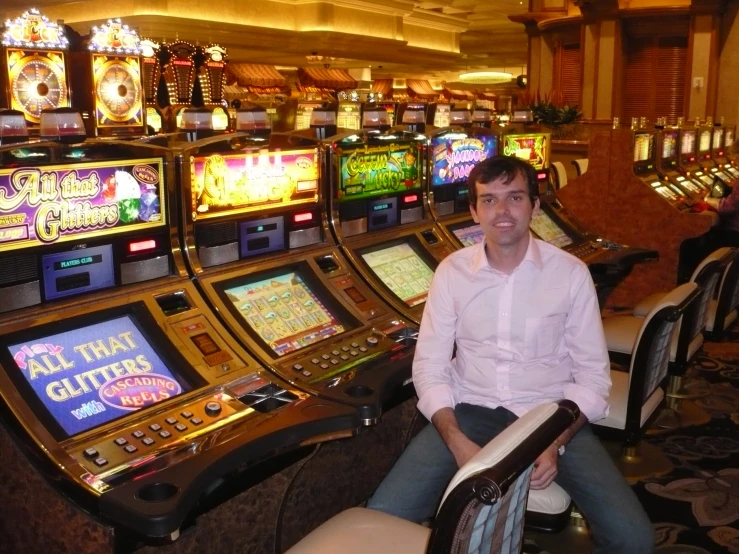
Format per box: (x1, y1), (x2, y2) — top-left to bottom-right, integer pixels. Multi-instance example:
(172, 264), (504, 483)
(662, 131), (678, 161)
(681, 130), (696, 155)
(633, 132), (654, 163)
(2, 307), (200, 440)
(699, 130), (711, 153)
(530, 211), (573, 248)
(218, 268), (354, 357)
(359, 241), (436, 307)
(450, 222), (485, 247)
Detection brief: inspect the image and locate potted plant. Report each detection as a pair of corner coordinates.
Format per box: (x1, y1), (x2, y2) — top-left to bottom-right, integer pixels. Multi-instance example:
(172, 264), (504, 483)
(520, 90), (583, 139)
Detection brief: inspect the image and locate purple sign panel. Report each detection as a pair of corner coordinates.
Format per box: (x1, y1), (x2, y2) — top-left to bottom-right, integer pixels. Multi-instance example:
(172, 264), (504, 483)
(0, 158), (165, 253)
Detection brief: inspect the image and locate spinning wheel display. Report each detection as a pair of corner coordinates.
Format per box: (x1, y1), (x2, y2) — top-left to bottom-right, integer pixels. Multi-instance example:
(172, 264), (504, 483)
(8, 51), (68, 123)
(94, 57), (142, 125)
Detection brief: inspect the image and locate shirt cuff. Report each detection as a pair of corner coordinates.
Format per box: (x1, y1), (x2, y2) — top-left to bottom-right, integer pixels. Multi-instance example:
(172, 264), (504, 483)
(563, 383), (609, 422)
(416, 384), (456, 422)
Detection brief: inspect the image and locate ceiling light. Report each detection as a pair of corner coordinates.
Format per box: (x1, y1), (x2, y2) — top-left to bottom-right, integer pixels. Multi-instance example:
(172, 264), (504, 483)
(458, 71), (513, 84)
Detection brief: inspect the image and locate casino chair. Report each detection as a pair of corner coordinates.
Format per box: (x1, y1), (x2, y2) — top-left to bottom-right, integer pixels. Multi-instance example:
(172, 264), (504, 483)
(594, 283), (700, 481)
(551, 161), (568, 190)
(705, 248), (739, 341)
(622, 250), (729, 430)
(572, 159), (588, 177)
(285, 400), (580, 554)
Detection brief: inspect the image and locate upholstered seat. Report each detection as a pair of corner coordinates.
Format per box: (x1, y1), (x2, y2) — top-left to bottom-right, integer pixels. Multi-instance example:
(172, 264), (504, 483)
(705, 249), (739, 339)
(285, 401), (580, 554)
(572, 159), (588, 176)
(594, 283), (699, 480)
(552, 161), (568, 189)
(527, 483), (570, 515)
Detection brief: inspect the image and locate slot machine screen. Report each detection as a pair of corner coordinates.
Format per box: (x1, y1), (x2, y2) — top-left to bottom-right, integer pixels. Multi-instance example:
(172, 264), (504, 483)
(699, 130), (711, 153)
(190, 149), (319, 219)
(1, 305), (200, 440)
(662, 131), (678, 162)
(633, 132), (654, 162)
(431, 134), (497, 186)
(359, 241), (436, 307)
(382, 103), (396, 126)
(146, 107), (163, 132)
(0, 158), (165, 253)
(217, 268), (355, 357)
(529, 212), (573, 248)
(433, 104), (451, 128)
(713, 128), (724, 152)
(650, 181), (678, 201)
(502, 134), (549, 170)
(726, 129), (735, 149)
(295, 103), (320, 130)
(681, 130), (696, 155)
(338, 141), (422, 202)
(449, 222), (485, 247)
(337, 103), (361, 130)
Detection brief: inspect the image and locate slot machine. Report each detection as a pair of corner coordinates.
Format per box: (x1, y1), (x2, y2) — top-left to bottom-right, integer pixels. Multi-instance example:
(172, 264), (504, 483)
(69, 19), (145, 138)
(0, 113), (358, 548)
(724, 124), (738, 170)
(140, 39), (163, 133)
(327, 129), (455, 325)
(176, 130), (418, 424)
(160, 41), (196, 131)
(708, 124), (737, 192)
(472, 107), (493, 128)
(0, 9), (70, 129)
(673, 126), (716, 196)
(196, 44), (228, 131)
(395, 102), (427, 132)
(428, 101), (451, 128)
(337, 91), (362, 131)
(500, 131), (551, 193)
(294, 100), (324, 131)
(654, 127), (710, 204)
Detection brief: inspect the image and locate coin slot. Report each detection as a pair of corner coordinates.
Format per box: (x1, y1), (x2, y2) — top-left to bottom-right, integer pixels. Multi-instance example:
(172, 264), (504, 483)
(156, 291), (192, 315)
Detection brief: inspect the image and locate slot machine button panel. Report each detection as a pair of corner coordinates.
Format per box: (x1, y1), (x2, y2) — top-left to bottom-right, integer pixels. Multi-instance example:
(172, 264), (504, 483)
(83, 448), (99, 459)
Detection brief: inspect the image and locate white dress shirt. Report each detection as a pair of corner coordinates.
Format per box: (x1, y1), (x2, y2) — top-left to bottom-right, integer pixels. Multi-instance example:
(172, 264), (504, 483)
(413, 235), (611, 423)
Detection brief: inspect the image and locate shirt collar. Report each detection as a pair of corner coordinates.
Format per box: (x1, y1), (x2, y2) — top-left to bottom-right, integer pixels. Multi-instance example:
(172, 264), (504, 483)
(471, 233), (543, 276)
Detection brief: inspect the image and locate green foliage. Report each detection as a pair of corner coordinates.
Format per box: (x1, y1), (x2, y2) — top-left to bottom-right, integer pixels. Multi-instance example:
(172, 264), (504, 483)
(529, 101), (582, 127)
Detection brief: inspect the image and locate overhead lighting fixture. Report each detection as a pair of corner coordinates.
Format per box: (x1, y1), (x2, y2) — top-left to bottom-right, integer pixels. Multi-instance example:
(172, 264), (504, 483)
(458, 71), (513, 85)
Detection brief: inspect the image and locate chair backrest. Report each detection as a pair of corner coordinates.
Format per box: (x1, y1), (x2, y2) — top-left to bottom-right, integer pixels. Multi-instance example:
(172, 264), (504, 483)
(572, 158), (588, 176)
(427, 400), (579, 554)
(674, 253), (728, 363)
(551, 161), (568, 189)
(625, 283), (700, 436)
(713, 248), (739, 336)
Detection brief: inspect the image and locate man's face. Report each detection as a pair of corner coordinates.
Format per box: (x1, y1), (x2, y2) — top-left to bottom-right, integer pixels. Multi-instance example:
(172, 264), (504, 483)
(469, 172), (539, 248)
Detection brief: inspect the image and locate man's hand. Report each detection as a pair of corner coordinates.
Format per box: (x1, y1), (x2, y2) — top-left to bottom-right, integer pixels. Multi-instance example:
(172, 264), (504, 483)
(530, 443), (559, 490)
(448, 434), (482, 468)
(431, 407), (481, 468)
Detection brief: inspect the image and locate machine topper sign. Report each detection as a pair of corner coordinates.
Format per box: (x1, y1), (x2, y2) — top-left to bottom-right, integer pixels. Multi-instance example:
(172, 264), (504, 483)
(190, 148), (319, 219)
(431, 135), (497, 186)
(0, 158), (165, 252)
(338, 141), (421, 202)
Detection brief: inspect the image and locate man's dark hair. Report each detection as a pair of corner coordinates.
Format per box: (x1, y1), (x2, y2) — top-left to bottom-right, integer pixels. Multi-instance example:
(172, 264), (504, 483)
(467, 155), (539, 208)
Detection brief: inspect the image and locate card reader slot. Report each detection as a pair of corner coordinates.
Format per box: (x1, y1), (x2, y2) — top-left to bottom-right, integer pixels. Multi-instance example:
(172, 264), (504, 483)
(156, 291), (192, 315)
(56, 272), (91, 292)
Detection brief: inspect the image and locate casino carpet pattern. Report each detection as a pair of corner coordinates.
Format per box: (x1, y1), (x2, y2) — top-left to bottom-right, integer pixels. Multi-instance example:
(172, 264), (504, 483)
(627, 330), (739, 553)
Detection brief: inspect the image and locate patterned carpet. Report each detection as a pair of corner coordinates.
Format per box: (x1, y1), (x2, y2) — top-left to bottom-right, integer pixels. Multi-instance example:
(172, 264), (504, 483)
(635, 330), (739, 553)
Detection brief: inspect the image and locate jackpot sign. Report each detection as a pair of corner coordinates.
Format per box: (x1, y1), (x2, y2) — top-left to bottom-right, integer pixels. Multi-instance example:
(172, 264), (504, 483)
(431, 135), (497, 186)
(191, 148), (319, 219)
(338, 142), (421, 202)
(0, 159), (164, 252)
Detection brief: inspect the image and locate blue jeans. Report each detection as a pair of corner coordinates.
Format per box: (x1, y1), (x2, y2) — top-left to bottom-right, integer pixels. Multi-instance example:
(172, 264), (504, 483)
(367, 403), (655, 554)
